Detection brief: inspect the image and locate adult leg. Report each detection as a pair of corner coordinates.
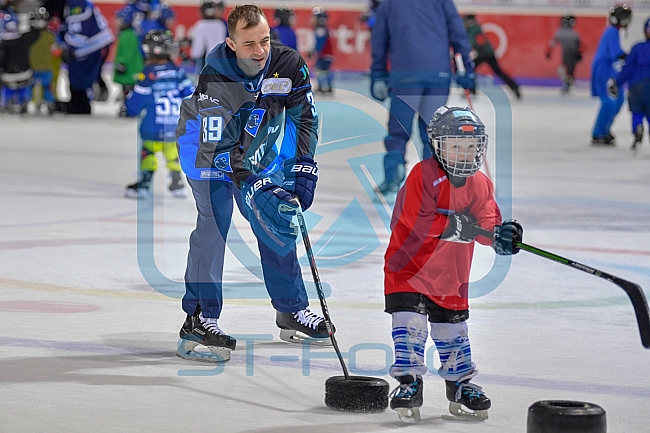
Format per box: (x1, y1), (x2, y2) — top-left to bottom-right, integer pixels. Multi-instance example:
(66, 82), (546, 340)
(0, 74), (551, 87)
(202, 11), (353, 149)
(67, 51), (103, 114)
(592, 94), (623, 142)
(183, 178), (234, 319)
(377, 85), (419, 193)
(232, 188), (308, 313)
(417, 79), (451, 160)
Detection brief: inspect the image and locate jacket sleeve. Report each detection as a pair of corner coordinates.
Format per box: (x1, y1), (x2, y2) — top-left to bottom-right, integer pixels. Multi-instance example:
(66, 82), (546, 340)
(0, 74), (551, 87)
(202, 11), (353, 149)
(125, 73), (150, 117)
(615, 44), (637, 86)
(444, 0), (473, 73)
(469, 174), (502, 246)
(280, 53), (319, 159)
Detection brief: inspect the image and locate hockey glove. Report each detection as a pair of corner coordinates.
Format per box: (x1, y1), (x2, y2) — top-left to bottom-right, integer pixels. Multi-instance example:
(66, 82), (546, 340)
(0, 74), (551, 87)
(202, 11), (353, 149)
(441, 213), (477, 243)
(370, 71), (389, 101)
(606, 78), (619, 99)
(242, 175), (299, 244)
(492, 220), (523, 255)
(282, 155), (318, 211)
(456, 72), (476, 91)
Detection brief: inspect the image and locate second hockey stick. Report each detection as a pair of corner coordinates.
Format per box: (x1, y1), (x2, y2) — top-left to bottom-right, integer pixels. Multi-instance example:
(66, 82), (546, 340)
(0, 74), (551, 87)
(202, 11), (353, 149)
(473, 225), (650, 349)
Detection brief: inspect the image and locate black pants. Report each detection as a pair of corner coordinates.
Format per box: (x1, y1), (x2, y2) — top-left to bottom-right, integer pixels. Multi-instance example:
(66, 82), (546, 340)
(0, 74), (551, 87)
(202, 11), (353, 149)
(474, 53), (519, 95)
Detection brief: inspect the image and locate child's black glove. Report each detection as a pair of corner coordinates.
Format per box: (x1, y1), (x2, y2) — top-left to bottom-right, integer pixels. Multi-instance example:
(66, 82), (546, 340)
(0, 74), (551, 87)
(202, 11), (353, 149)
(441, 213), (476, 243)
(492, 220), (523, 255)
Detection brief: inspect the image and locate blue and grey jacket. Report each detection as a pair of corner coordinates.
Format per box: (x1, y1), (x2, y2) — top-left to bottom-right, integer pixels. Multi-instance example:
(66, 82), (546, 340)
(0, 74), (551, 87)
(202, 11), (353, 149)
(176, 41), (318, 185)
(371, 0), (473, 85)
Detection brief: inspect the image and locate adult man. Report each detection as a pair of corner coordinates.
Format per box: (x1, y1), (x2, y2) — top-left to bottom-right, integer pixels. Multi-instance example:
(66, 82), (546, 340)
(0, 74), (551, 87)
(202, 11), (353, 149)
(370, 0), (475, 194)
(175, 4), (329, 363)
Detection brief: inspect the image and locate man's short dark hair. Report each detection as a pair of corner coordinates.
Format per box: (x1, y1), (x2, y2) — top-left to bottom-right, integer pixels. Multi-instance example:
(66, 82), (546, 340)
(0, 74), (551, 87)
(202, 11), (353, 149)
(227, 4), (267, 37)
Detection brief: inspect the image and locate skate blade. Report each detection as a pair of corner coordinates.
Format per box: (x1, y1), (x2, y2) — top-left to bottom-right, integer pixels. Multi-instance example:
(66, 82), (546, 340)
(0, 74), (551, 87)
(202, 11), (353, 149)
(176, 339), (231, 364)
(170, 189), (187, 198)
(278, 329), (332, 346)
(395, 407), (420, 423)
(448, 402), (488, 421)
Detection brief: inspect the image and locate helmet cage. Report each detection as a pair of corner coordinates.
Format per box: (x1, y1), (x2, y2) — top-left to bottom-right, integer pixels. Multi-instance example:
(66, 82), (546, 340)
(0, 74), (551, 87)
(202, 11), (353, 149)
(427, 107), (488, 177)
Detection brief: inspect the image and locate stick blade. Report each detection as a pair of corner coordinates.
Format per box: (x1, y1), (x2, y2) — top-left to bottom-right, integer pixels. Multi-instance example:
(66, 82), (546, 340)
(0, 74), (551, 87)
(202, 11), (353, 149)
(614, 279), (650, 349)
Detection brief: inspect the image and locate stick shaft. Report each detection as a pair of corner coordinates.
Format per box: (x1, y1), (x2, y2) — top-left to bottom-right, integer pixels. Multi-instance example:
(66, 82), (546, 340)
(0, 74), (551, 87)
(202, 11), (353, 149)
(295, 210), (351, 377)
(473, 225), (650, 348)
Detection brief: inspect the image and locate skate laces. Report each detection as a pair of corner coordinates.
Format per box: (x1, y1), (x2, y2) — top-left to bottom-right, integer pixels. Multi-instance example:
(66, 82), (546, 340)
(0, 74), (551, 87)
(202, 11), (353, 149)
(293, 308), (324, 330)
(390, 378), (419, 399)
(456, 381), (484, 401)
(199, 312), (225, 335)
(454, 370), (484, 401)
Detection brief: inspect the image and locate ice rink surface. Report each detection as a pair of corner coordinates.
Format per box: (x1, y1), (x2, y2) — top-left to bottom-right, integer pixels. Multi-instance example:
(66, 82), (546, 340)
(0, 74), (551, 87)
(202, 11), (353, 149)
(1, 77), (650, 432)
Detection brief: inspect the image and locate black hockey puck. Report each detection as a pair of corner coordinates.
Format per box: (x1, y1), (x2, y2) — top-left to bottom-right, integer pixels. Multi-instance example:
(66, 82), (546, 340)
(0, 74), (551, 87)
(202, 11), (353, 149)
(325, 375), (390, 412)
(527, 400), (606, 433)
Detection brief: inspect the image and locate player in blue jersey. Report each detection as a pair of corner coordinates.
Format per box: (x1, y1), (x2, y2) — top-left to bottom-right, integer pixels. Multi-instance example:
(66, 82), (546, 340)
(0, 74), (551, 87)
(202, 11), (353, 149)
(271, 4), (297, 50)
(370, 0), (475, 194)
(124, 29), (194, 199)
(175, 4), (329, 363)
(590, 4), (632, 146)
(612, 16), (650, 151)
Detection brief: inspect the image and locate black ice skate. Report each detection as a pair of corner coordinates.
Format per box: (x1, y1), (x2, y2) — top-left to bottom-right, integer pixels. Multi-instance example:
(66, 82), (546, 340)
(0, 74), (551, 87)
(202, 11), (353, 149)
(389, 375), (423, 423)
(168, 171), (187, 198)
(591, 135), (616, 147)
(125, 171), (153, 199)
(631, 124), (643, 152)
(445, 373), (491, 421)
(177, 309), (236, 363)
(276, 308), (333, 345)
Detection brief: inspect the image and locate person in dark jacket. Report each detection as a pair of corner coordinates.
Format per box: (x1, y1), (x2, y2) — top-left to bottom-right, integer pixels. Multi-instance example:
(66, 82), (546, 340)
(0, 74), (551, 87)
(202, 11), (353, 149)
(175, 5), (333, 364)
(464, 14), (520, 99)
(370, 0), (475, 195)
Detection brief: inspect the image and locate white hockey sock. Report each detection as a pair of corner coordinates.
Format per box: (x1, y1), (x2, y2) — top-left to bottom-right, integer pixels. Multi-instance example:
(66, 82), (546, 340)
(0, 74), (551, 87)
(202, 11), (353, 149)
(430, 321), (476, 382)
(389, 311), (429, 380)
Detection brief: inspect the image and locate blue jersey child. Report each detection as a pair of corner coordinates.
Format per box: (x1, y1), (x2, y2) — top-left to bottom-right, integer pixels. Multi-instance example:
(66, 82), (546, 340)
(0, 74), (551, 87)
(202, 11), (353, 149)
(125, 29), (194, 199)
(615, 16), (650, 151)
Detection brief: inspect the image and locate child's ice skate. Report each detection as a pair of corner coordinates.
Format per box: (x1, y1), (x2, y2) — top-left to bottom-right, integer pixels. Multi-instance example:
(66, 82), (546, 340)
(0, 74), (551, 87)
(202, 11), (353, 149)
(389, 375), (423, 423)
(445, 374), (490, 421)
(125, 171), (153, 199)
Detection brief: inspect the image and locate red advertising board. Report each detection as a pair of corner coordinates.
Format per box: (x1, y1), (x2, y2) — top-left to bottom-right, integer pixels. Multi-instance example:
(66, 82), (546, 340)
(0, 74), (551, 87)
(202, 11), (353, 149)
(95, 2), (609, 80)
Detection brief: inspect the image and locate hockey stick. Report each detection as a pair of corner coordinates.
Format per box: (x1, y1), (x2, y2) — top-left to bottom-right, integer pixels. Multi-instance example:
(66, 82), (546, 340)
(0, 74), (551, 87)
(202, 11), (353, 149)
(454, 53), (494, 182)
(290, 200), (350, 378)
(473, 225), (650, 349)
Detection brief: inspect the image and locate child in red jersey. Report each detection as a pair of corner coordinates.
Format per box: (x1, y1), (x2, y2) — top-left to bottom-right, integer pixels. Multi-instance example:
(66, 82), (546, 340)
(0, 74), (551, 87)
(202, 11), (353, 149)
(384, 106), (522, 422)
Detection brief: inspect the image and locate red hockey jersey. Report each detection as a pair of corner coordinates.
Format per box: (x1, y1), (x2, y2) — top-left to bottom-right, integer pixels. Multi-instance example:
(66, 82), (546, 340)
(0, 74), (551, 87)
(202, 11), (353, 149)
(384, 158), (502, 310)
